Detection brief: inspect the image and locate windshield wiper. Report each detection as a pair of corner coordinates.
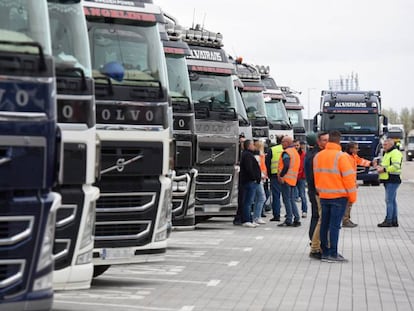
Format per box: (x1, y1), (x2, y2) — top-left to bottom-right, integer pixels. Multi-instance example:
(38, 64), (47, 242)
(56, 66), (87, 91)
(238, 112), (250, 125)
(0, 40), (47, 71)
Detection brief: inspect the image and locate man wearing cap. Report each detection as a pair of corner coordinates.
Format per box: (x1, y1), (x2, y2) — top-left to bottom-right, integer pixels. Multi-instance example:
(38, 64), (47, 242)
(265, 135), (284, 221)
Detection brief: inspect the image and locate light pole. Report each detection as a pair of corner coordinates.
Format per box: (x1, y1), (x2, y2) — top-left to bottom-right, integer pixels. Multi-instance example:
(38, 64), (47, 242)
(307, 88), (317, 132)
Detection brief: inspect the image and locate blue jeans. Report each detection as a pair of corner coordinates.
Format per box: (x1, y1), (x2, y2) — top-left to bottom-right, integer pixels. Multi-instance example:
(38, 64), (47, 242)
(320, 197), (347, 257)
(270, 175), (281, 218)
(253, 183), (266, 220)
(281, 183), (300, 224)
(384, 183), (400, 223)
(242, 181), (258, 223)
(297, 179), (308, 213)
(293, 186), (299, 199)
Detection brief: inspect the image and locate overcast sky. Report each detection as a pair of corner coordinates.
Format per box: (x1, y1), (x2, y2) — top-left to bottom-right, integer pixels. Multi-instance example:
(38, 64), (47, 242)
(156, 0), (414, 119)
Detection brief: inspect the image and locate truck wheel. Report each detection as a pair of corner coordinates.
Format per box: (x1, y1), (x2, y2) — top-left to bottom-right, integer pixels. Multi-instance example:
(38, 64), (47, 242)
(93, 265), (111, 278)
(408, 157), (412, 162)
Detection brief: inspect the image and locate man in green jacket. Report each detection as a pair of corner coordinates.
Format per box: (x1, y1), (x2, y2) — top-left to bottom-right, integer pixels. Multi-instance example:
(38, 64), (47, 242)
(375, 138), (403, 227)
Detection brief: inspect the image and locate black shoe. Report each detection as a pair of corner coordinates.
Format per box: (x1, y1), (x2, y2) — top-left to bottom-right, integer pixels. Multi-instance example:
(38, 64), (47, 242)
(233, 219), (242, 226)
(309, 252), (322, 260)
(392, 222), (399, 227)
(378, 221), (393, 227)
(270, 217), (280, 222)
(292, 221), (301, 227)
(278, 222), (292, 227)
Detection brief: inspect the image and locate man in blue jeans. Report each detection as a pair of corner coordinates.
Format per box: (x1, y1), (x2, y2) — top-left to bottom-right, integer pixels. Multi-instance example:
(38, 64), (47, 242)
(277, 136), (301, 227)
(265, 135), (284, 221)
(313, 130), (357, 262)
(239, 139), (262, 228)
(375, 138), (403, 227)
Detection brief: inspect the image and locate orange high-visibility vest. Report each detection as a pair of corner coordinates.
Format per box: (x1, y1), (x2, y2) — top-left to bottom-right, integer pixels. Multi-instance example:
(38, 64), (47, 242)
(347, 153), (371, 171)
(278, 147), (300, 186)
(313, 142), (357, 203)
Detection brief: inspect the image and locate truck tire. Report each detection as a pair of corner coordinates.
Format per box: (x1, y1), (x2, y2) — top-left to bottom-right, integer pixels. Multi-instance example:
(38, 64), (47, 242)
(93, 265), (111, 278)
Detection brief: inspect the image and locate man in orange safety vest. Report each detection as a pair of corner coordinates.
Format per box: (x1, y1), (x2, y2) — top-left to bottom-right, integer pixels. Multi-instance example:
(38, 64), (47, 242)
(313, 130), (357, 262)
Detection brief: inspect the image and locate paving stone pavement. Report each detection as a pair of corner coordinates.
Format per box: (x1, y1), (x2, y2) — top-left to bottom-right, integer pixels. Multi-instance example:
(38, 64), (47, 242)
(54, 178), (414, 311)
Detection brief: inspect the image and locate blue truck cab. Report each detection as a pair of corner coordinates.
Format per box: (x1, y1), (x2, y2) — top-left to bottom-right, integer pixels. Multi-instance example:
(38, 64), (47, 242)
(0, 0), (60, 310)
(313, 90), (388, 184)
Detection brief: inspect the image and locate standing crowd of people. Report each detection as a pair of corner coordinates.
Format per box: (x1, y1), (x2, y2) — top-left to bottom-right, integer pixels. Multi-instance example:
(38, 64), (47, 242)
(235, 130), (404, 263)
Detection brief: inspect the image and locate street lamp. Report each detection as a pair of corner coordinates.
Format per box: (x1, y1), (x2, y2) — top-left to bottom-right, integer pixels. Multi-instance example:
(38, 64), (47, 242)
(307, 88), (317, 132)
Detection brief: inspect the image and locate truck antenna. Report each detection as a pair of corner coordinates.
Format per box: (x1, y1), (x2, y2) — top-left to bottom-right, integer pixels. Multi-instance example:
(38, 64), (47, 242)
(201, 12), (207, 30)
(192, 8), (195, 29)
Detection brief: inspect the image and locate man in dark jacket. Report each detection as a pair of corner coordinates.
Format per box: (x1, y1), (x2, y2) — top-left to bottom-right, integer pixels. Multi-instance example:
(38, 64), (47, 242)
(239, 139), (262, 228)
(304, 131), (328, 259)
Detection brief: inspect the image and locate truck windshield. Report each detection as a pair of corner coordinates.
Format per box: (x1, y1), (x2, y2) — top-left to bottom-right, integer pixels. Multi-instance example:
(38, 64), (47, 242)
(408, 136), (414, 144)
(235, 89), (249, 125)
(0, 0), (52, 55)
(48, 1), (91, 77)
(242, 91), (266, 119)
(89, 22), (168, 87)
(265, 100), (290, 125)
(262, 77), (278, 90)
(387, 131), (403, 139)
(166, 55), (191, 98)
(287, 109), (305, 129)
(321, 113), (378, 133)
(190, 73), (236, 110)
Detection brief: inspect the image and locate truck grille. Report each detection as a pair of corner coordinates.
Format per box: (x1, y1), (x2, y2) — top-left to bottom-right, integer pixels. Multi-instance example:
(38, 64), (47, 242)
(95, 221), (151, 240)
(100, 141), (163, 176)
(196, 174), (232, 185)
(0, 216), (34, 246)
(196, 190), (230, 201)
(96, 192), (156, 213)
(0, 260), (25, 289)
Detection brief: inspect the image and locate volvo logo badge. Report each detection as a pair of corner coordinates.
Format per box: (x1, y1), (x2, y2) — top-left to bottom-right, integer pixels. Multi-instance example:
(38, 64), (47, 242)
(116, 158), (126, 172)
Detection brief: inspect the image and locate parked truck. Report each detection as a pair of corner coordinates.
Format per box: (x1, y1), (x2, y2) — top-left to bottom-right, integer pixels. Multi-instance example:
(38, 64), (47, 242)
(161, 15), (197, 228)
(256, 65), (293, 144)
(0, 0), (60, 309)
(235, 59), (269, 143)
(183, 25), (240, 220)
(48, 0), (100, 290)
(233, 75), (253, 140)
(313, 90), (388, 184)
(280, 86), (306, 142)
(387, 123), (405, 151)
(84, 0), (172, 277)
(406, 129), (414, 161)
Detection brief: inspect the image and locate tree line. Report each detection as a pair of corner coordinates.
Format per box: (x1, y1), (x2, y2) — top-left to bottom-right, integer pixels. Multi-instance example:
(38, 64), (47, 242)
(382, 107), (414, 136)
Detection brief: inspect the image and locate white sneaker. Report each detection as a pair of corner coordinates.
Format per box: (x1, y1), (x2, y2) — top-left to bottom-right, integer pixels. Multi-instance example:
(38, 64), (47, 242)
(242, 222), (257, 228)
(302, 212), (307, 218)
(254, 218), (266, 225)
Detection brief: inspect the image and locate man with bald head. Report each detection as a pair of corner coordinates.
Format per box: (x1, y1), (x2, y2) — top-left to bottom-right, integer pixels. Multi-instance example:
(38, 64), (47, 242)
(277, 136), (301, 227)
(375, 138), (403, 227)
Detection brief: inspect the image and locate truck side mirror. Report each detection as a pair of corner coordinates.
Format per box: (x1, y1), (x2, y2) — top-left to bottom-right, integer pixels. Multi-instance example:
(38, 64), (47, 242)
(312, 113), (321, 132)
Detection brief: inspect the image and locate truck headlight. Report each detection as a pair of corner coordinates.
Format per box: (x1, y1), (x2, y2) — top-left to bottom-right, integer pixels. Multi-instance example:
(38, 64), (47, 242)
(33, 272), (53, 292)
(80, 200), (96, 249)
(37, 210), (56, 272)
(155, 186), (172, 242)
